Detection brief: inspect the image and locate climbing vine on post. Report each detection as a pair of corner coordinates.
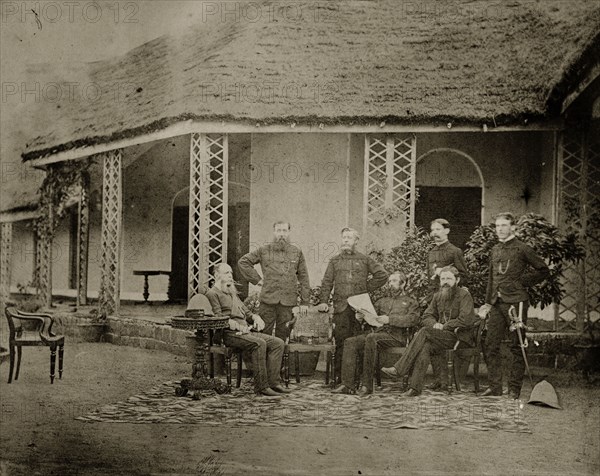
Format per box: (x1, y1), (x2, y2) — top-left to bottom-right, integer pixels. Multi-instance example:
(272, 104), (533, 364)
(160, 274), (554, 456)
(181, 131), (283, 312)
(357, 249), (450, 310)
(33, 158), (93, 305)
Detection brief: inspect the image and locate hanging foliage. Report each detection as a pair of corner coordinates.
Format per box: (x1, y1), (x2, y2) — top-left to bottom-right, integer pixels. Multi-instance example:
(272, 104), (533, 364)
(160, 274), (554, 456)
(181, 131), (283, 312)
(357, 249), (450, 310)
(464, 213), (584, 308)
(33, 158), (93, 290)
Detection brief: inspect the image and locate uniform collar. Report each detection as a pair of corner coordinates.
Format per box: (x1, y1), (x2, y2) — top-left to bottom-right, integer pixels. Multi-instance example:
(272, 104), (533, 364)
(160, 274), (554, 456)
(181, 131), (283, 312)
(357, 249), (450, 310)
(434, 239), (449, 248)
(499, 235), (516, 244)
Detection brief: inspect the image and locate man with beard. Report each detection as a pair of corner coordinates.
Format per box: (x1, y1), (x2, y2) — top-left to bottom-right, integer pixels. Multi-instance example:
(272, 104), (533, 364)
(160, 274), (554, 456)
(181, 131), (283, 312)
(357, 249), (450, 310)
(381, 266), (478, 396)
(238, 221), (310, 341)
(317, 227), (388, 382)
(427, 218), (469, 388)
(331, 271), (419, 396)
(206, 263), (289, 397)
(479, 212), (549, 399)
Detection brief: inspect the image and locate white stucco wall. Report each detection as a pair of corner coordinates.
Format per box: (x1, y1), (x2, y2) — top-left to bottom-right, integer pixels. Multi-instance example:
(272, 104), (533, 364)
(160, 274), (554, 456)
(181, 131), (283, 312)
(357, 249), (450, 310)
(9, 221), (35, 290)
(249, 133), (350, 286)
(120, 136), (190, 298)
(416, 132), (555, 223)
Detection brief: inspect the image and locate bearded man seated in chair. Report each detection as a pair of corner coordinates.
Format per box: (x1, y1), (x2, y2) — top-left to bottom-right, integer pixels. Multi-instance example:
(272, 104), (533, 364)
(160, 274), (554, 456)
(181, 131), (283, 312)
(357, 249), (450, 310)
(206, 263), (290, 397)
(332, 271), (420, 396)
(381, 265), (478, 396)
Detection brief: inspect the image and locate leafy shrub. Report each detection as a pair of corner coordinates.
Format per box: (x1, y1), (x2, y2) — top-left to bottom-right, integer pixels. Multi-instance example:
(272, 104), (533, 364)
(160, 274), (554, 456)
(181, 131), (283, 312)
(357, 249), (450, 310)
(464, 213), (584, 308)
(369, 227), (434, 309)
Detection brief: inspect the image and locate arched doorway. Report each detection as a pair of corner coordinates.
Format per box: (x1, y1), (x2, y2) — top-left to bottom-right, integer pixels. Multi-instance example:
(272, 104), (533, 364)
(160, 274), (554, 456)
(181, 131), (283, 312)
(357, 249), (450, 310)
(415, 148), (484, 249)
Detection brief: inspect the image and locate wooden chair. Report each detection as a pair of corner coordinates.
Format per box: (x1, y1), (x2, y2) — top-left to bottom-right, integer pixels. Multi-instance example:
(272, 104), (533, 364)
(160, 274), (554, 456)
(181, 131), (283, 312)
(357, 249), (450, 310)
(374, 327), (417, 388)
(446, 319), (486, 394)
(208, 329), (244, 388)
(5, 306), (65, 384)
(282, 310), (336, 388)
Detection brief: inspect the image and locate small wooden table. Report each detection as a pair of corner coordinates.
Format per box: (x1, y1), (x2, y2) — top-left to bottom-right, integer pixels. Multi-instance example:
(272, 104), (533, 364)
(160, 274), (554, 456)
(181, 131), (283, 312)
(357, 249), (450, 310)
(170, 315), (230, 398)
(133, 270), (170, 303)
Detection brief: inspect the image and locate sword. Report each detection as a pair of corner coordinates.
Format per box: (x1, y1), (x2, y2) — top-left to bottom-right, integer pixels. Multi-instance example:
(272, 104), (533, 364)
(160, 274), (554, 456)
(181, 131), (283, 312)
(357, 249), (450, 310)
(508, 303), (533, 386)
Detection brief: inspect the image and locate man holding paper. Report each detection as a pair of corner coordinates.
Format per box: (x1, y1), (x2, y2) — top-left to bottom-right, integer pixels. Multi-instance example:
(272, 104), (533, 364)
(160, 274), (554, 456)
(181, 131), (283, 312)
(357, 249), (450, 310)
(332, 272), (419, 396)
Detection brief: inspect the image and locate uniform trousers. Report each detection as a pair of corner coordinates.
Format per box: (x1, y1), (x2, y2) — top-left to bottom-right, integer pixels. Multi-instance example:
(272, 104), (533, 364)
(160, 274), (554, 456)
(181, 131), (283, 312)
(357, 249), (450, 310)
(223, 331), (284, 393)
(259, 303), (294, 341)
(341, 331), (405, 392)
(484, 300), (529, 394)
(332, 307), (363, 381)
(392, 327), (458, 393)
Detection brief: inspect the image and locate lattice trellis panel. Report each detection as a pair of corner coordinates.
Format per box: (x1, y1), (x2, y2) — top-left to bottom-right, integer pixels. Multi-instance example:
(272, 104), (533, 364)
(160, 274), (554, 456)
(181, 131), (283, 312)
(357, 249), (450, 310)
(556, 126), (600, 332)
(77, 172), (90, 306)
(189, 133), (228, 298)
(363, 135), (416, 250)
(0, 222), (12, 305)
(35, 201), (53, 307)
(585, 130), (600, 330)
(99, 150), (123, 316)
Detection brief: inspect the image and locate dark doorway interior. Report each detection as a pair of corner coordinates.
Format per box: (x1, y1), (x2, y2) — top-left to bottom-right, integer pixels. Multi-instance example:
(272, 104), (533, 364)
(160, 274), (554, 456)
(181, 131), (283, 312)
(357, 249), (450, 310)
(228, 202), (250, 300)
(169, 203), (251, 302)
(169, 206), (189, 302)
(415, 186), (482, 249)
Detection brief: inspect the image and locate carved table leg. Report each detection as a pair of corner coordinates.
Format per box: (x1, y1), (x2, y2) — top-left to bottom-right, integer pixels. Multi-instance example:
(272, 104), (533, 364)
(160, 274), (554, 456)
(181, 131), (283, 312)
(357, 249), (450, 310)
(142, 274), (150, 303)
(175, 328), (231, 397)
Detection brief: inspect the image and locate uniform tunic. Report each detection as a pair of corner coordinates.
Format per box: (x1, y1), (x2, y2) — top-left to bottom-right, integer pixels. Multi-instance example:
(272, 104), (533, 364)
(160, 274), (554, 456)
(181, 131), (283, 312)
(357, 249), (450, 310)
(392, 286), (477, 393)
(239, 242), (311, 340)
(206, 286), (284, 393)
(484, 236), (549, 395)
(341, 292), (419, 391)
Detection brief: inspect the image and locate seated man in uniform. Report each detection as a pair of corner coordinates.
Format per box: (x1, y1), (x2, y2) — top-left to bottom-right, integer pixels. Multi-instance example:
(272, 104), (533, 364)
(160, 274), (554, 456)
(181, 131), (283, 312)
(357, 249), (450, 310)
(332, 271), (420, 396)
(206, 263), (290, 398)
(381, 266), (478, 396)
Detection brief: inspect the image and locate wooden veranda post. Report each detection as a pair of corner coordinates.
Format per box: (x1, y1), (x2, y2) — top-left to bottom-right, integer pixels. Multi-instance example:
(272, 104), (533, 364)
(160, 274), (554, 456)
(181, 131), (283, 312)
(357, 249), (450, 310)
(36, 187), (53, 308)
(0, 222), (12, 306)
(98, 150), (123, 316)
(188, 133), (228, 299)
(76, 170), (90, 306)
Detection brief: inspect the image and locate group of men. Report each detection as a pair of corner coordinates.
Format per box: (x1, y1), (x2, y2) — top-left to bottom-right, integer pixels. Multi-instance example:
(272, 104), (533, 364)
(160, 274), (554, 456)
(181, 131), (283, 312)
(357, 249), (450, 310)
(204, 213), (549, 400)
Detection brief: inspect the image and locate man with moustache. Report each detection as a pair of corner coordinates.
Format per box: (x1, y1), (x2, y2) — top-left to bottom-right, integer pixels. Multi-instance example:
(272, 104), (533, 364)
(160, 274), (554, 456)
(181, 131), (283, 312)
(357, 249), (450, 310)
(206, 263), (289, 397)
(332, 271), (419, 396)
(317, 227), (388, 382)
(428, 218), (468, 289)
(381, 266), (478, 396)
(238, 221), (310, 341)
(479, 212), (549, 399)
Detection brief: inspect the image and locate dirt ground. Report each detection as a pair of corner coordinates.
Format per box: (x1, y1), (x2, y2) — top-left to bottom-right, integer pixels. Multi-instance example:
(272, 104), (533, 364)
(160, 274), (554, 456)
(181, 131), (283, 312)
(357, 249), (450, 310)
(0, 343), (598, 476)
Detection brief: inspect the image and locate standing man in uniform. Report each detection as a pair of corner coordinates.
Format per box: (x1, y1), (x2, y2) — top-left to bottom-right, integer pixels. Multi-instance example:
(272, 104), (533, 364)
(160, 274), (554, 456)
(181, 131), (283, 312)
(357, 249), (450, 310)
(317, 227), (388, 381)
(238, 221), (310, 341)
(479, 212), (549, 399)
(428, 218), (468, 288)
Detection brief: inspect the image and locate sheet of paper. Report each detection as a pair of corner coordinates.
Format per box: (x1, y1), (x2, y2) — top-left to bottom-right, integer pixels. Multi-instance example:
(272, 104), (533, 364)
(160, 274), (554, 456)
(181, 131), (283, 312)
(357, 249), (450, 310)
(347, 294), (382, 327)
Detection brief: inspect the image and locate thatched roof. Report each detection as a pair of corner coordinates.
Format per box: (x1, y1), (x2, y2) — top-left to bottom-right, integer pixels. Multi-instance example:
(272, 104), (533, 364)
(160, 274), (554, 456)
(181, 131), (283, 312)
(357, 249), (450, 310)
(20, 0), (600, 161)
